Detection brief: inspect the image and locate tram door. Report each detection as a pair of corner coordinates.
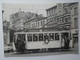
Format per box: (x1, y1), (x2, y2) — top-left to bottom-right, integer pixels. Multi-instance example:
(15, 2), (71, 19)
(15, 34), (26, 52)
(61, 32), (69, 48)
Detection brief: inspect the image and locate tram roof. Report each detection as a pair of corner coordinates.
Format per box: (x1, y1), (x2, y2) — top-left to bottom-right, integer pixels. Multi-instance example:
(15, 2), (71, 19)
(14, 30), (71, 34)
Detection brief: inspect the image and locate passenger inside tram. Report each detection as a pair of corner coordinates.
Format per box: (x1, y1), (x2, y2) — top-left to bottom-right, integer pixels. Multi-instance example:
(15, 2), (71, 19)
(39, 33), (43, 41)
(33, 34), (38, 41)
(49, 33), (54, 41)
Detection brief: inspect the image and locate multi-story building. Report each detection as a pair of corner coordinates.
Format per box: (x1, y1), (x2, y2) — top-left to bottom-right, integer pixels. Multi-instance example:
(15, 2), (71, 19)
(46, 3), (71, 31)
(24, 13), (47, 32)
(23, 12), (39, 31)
(45, 2), (78, 43)
(10, 11), (26, 32)
(70, 2), (78, 43)
(3, 21), (10, 46)
(10, 2), (78, 42)
(44, 5), (58, 31)
(10, 11), (44, 32)
(28, 17), (47, 32)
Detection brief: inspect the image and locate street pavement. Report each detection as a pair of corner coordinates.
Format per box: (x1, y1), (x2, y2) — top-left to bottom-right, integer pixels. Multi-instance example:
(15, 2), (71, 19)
(4, 44), (78, 57)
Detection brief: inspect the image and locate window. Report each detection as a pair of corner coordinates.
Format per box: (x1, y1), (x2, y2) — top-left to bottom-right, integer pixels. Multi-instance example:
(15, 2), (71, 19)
(32, 24), (34, 28)
(59, 10), (61, 13)
(36, 23), (37, 27)
(51, 10), (53, 15)
(53, 9), (54, 14)
(49, 10), (51, 16)
(51, 18), (53, 21)
(62, 18), (64, 23)
(59, 18), (62, 23)
(33, 34), (38, 41)
(47, 19), (48, 23)
(49, 33), (54, 40)
(48, 10), (53, 16)
(43, 20), (45, 25)
(33, 23), (35, 27)
(63, 17), (65, 23)
(57, 18), (59, 22)
(54, 9), (56, 14)
(74, 7), (78, 15)
(38, 22), (39, 27)
(74, 18), (78, 28)
(44, 33), (49, 41)
(55, 33), (59, 40)
(52, 18), (54, 21)
(21, 34), (25, 41)
(39, 33), (43, 41)
(47, 11), (50, 16)
(50, 18), (51, 21)
(64, 8), (68, 13)
(41, 21), (43, 26)
(68, 17), (70, 22)
(54, 17), (56, 22)
(49, 18), (52, 22)
(27, 34), (32, 41)
(65, 18), (68, 22)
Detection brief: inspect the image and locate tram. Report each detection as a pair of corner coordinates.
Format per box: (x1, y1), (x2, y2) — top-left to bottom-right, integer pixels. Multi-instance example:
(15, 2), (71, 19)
(13, 31), (73, 53)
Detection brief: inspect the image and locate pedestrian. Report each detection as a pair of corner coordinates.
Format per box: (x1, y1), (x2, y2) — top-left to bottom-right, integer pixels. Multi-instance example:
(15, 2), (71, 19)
(66, 38), (70, 49)
(64, 36), (70, 49)
(20, 40), (26, 53)
(64, 36), (67, 49)
(62, 38), (65, 49)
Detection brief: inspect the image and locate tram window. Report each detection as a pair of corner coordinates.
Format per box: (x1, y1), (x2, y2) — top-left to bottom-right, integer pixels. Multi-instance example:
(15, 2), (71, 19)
(33, 34), (38, 41)
(27, 34), (32, 41)
(49, 33), (54, 40)
(17, 34), (21, 42)
(39, 33), (43, 41)
(44, 33), (49, 40)
(55, 33), (59, 40)
(21, 34), (25, 41)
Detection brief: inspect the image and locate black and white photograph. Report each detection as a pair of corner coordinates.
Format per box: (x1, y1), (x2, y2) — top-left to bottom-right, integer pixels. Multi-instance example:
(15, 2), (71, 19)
(2, 2), (79, 57)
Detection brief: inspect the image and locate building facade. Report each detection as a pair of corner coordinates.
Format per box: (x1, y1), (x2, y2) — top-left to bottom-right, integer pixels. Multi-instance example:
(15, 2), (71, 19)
(10, 2), (78, 42)
(45, 2), (78, 43)
(24, 13), (47, 32)
(46, 3), (72, 31)
(3, 21), (10, 46)
(23, 12), (39, 31)
(10, 11), (26, 32)
(70, 3), (78, 43)
(45, 5), (57, 31)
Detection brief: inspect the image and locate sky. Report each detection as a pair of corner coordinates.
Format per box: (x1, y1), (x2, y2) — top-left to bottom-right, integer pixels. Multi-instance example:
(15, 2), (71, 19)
(2, 3), (57, 21)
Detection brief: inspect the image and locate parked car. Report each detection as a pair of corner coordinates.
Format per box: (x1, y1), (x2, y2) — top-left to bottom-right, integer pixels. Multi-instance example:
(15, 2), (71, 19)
(4, 44), (13, 53)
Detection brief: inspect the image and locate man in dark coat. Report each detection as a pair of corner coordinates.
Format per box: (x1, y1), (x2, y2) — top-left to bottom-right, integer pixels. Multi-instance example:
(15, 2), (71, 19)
(66, 38), (70, 49)
(64, 36), (70, 49)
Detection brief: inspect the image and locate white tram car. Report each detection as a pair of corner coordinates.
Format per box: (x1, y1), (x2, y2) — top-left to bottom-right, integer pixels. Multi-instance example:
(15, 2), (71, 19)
(13, 31), (73, 53)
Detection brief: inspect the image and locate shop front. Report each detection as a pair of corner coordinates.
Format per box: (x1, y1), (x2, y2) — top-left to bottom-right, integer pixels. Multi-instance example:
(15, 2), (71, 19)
(71, 29), (78, 47)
